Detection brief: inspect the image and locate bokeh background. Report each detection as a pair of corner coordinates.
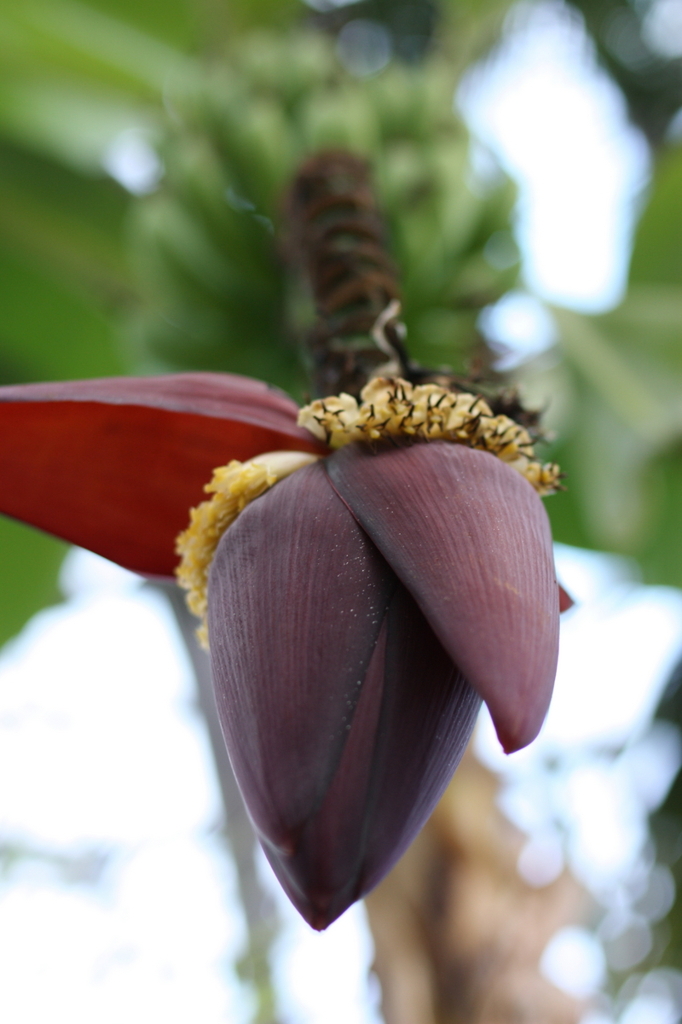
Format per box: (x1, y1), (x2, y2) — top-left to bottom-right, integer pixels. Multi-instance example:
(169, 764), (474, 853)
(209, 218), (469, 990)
(3, 0), (682, 1021)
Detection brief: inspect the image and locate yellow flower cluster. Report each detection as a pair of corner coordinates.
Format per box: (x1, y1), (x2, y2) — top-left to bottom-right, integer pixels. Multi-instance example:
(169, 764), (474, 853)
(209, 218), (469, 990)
(176, 380), (560, 645)
(176, 451), (320, 647)
(298, 377), (560, 496)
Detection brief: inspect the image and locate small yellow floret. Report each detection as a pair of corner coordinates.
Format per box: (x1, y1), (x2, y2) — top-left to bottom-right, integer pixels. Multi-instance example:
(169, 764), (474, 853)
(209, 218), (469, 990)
(176, 451), (320, 648)
(298, 377), (560, 496)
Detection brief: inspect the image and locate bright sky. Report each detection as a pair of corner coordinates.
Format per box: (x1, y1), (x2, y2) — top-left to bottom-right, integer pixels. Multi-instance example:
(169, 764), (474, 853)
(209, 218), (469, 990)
(3, 4), (682, 1023)
(460, 1), (650, 313)
(0, 555), (382, 1024)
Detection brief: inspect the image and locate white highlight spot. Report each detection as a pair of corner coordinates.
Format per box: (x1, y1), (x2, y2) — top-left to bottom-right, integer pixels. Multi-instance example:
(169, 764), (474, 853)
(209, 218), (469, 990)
(336, 20), (392, 78)
(103, 129), (163, 195)
(540, 926), (606, 999)
(479, 290), (557, 369)
(517, 831), (565, 887)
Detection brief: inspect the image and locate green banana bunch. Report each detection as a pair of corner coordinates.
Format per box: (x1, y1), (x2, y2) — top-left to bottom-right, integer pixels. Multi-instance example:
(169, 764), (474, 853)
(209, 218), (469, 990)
(130, 30), (519, 395)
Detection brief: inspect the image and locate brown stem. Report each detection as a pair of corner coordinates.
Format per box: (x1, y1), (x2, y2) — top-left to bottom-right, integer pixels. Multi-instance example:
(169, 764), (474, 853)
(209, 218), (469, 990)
(284, 151), (408, 397)
(283, 151), (535, 416)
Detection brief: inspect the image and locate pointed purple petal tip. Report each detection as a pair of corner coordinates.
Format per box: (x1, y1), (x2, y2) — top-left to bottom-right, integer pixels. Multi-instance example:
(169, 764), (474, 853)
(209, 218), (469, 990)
(327, 441), (560, 754)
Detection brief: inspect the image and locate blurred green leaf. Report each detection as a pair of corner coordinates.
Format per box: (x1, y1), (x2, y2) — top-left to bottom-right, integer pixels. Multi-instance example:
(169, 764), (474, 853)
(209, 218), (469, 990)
(517, 291), (682, 589)
(67, 0), (202, 50)
(0, 519), (67, 649)
(223, 0), (305, 33)
(0, 138), (135, 304)
(601, 284), (682, 369)
(0, 244), (125, 382)
(556, 377), (657, 551)
(0, 75), (158, 171)
(0, 0), (198, 101)
(630, 145), (682, 287)
(636, 447), (682, 588)
(553, 305), (676, 447)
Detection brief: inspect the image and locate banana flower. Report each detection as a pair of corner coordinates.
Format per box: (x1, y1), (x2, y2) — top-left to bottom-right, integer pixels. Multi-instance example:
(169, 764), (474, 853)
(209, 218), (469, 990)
(0, 372), (565, 929)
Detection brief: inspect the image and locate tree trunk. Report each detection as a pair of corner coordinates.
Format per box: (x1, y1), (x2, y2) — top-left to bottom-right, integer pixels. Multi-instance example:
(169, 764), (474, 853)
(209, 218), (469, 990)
(366, 748), (590, 1024)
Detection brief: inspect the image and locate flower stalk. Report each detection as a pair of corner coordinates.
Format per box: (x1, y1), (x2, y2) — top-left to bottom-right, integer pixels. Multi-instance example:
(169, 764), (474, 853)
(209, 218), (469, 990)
(284, 151), (407, 397)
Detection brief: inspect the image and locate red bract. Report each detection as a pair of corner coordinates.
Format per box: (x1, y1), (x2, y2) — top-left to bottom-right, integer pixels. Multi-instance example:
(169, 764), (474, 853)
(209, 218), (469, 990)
(0, 372), (561, 929)
(0, 374), (324, 577)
